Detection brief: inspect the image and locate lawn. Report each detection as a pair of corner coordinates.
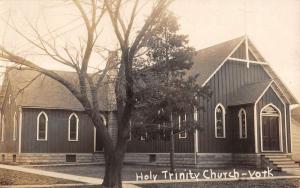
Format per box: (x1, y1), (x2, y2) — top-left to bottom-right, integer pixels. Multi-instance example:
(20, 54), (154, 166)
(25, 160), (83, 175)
(0, 168), (77, 185)
(3, 164), (300, 187)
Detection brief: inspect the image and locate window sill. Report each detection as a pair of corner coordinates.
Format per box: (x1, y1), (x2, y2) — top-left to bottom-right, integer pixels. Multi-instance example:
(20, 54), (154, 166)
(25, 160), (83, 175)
(68, 140), (79, 142)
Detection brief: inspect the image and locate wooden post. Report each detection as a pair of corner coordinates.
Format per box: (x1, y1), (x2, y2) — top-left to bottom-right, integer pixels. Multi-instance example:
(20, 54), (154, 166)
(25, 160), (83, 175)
(193, 106), (198, 165)
(170, 112), (175, 173)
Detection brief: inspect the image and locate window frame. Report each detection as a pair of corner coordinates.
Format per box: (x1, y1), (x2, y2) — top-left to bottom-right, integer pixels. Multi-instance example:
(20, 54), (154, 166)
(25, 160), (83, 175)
(193, 106), (198, 122)
(238, 108), (247, 139)
(68, 113), (79, 141)
(37, 111), (48, 141)
(8, 95), (11, 104)
(13, 112), (17, 141)
(214, 103), (226, 138)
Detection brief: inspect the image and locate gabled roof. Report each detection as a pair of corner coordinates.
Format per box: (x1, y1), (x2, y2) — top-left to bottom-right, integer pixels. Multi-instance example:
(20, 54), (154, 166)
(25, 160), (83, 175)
(188, 36), (244, 86)
(3, 68), (115, 111)
(228, 80), (273, 106)
(187, 35), (298, 104)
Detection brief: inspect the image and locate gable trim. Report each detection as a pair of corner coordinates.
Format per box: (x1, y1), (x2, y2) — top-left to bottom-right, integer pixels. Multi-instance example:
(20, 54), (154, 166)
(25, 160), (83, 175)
(262, 66), (297, 104)
(255, 81), (274, 104)
(254, 80), (274, 153)
(18, 107), (22, 154)
(270, 85), (289, 153)
(249, 47), (260, 61)
(227, 57), (268, 65)
(201, 37), (246, 87)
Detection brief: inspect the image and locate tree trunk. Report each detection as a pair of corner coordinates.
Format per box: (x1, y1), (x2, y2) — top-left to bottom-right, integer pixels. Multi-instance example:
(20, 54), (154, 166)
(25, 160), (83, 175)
(87, 111), (126, 188)
(102, 150), (125, 188)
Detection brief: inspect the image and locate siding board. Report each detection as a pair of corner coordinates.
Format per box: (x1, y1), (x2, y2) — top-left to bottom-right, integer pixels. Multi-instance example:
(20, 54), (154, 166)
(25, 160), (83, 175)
(21, 108), (96, 153)
(256, 86), (288, 153)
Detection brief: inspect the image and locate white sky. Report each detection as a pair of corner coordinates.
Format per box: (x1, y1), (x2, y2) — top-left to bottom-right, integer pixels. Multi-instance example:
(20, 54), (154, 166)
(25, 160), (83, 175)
(0, 0), (299, 102)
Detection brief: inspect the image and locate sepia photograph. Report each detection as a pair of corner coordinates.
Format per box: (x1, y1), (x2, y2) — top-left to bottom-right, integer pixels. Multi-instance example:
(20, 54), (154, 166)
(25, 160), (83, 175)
(0, 0), (299, 187)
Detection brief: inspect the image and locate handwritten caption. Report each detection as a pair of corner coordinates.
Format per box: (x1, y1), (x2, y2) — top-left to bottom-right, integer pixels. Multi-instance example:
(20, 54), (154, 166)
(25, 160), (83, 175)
(136, 167), (273, 181)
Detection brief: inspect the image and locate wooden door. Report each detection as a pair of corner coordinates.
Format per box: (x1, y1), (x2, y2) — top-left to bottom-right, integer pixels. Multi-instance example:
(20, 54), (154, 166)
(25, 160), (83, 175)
(262, 116), (280, 151)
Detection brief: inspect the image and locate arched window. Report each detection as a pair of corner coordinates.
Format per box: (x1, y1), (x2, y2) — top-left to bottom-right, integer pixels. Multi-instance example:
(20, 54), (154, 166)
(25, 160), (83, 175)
(238, 108), (247, 139)
(215, 104), (226, 138)
(13, 112), (17, 141)
(68, 113), (79, 141)
(37, 111), (48, 141)
(262, 105), (280, 116)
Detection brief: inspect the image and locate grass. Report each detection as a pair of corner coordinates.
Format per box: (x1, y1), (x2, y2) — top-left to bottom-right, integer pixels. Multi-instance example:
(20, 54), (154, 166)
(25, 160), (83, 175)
(0, 168), (77, 185)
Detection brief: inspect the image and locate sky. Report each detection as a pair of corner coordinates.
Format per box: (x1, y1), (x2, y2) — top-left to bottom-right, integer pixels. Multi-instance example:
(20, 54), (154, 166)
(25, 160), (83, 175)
(0, 0), (299, 102)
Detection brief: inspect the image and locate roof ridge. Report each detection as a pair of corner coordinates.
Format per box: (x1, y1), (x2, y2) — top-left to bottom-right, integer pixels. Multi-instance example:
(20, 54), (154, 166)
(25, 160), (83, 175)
(196, 35), (245, 52)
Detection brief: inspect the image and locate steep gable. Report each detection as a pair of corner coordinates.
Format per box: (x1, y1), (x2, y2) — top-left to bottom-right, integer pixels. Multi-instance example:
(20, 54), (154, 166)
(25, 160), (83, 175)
(187, 36), (298, 105)
(188, 36), (245, 87)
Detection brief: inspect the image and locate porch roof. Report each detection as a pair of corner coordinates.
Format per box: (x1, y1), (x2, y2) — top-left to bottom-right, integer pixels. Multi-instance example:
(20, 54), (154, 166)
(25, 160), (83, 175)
(228, 80), (273, 106)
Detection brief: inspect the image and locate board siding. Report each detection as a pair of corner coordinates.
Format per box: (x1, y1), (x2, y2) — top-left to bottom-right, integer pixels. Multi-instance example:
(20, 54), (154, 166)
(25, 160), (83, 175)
(21, 108), (98, 153)
(292, 119), (300, 160)
(286, 108), (292, 153)
(256, 86), (288, 153)
(229, 104), (255, 153)
(197, 60), (271, 153)
(127, 60), (275, 153)
(0, 81), (19, 153)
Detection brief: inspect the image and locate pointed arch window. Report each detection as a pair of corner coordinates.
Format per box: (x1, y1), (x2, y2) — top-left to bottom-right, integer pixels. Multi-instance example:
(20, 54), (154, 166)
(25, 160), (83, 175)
(68, 113), (79, 141)
(37, 111), (48, 141)
(238, 108), (247, 139)
(179, 114), (187, 139)
(215, 104), (226, 138)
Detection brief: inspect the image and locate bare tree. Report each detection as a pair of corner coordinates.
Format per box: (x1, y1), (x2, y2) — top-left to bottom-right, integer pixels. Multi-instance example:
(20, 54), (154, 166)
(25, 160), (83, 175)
(0, 0), (172, 187)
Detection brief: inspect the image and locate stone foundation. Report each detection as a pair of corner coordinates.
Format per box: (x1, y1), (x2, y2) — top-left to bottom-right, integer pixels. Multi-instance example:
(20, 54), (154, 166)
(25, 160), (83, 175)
(0, 152), (262, 168)
(0, 153), (105, 164)
(124, 153), (263, 168)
